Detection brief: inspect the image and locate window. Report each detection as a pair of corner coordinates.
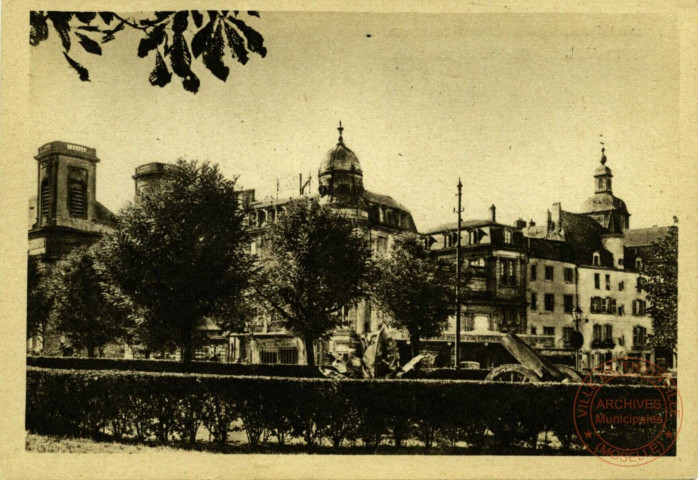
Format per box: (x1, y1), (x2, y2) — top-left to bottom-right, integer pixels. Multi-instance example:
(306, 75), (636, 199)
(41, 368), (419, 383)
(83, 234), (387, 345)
(633, 300), (647, 316)
(593, 252), (601, 266)
(564, 268), (573, 283)
(530, 264), (537, 281)
(633, 326), (647, 347)
(545, 266), (554, 281)
(594, 273), (600, 289)
(376, 236), (388, 253)
(619, 281), (625, 291)
(544, 294), (555, 312)
(500, 258), (517, 286)
(618, 305), (625, 316)
(563, 326), (574, 346)
(40, 178), (50, 220)
(635, 258), (643, 270)
(260, 350), (278, 364)
(530, 293), (538, 311)
(468, 230), (478, 245)
(68, 170), (87, 219)
(279, 347), (298, 365)
(530, 326), (537, 335)
(605, 274), (611, 290)
(636, 277), (642, 292)
(543, 326), (555, 336)
(593, 324), (602, 341)
(618, 258), (624, 266)
(504, 230), (513, 244)
(590, 296), (603, 313)
(603, 324), (613, 341)
(563, 295), (574, 313)
(605, 297), (616, 314)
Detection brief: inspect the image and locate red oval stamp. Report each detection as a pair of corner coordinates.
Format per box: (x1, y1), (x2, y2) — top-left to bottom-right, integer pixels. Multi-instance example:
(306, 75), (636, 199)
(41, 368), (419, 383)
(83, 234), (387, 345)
(573, 357), (682, 467)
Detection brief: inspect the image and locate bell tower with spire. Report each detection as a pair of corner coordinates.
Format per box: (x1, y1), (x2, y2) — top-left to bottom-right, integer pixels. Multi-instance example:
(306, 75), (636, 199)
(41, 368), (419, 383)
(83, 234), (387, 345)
(581, 146), (630, 232)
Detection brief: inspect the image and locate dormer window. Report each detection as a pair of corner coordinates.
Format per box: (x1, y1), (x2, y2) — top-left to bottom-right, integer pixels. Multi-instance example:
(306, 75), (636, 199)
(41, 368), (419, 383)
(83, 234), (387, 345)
(504, 230), (513, 244)
(593, 252), (601, 266)
(469, 230), (478, 245)
(635, 258), (643, 270)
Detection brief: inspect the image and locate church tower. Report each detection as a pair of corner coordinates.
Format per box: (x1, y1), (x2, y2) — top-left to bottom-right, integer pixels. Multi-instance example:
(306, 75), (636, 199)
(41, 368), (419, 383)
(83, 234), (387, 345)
(29, 141), (114, 259)
(580, 147), (630, 233)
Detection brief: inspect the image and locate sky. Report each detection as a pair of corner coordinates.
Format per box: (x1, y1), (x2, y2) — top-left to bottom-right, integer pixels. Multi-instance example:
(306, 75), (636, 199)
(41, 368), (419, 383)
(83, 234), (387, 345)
(28, 12), (680, 231)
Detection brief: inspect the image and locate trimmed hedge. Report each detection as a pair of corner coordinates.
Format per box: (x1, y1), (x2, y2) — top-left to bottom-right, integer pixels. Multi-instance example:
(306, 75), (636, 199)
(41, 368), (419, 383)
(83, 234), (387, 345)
(26, 367), (677, 453)
(26, 356), (322, 378)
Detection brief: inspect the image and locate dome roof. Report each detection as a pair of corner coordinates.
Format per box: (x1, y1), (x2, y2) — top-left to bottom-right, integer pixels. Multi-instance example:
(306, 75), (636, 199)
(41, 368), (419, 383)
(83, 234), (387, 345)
(581, 192), (628, 213)
(320, 142), (362, 176)
(594, 164), (612, 177)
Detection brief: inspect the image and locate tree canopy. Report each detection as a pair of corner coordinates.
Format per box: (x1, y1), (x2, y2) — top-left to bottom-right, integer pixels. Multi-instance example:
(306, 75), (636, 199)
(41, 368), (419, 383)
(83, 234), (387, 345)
(30, 10), (266, 93)
(253, 199), (372, 366)
(43, 244), (132, 357)
(639, 225), (678, 358)
(27, 256), (52, 342)
(100, 159), (252, 362)
(369, 234), (457, 358)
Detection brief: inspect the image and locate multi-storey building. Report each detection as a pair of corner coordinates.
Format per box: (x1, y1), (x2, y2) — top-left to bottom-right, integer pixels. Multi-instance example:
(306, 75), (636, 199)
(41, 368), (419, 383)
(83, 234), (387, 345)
(525, 150), (667, 370)
(230, 124), (418, 365)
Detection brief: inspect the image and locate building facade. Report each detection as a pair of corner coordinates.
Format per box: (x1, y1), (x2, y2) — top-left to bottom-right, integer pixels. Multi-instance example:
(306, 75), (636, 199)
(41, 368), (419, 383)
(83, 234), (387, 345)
(231, 124), (418, 365)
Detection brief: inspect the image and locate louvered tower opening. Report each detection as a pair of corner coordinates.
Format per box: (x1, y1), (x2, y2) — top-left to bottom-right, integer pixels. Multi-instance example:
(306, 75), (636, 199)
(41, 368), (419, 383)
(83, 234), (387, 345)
(69, 180), (87, 218)
(40, 179), (50, 221)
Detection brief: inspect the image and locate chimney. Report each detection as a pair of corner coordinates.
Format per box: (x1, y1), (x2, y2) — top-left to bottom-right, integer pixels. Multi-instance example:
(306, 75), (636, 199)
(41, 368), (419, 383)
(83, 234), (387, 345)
(529, 219), (536, 227)
(515, 218), (527, 229)
(490, 204), (496, 223)
(552, 202), (562, 233)
(547, 209), (553, 231)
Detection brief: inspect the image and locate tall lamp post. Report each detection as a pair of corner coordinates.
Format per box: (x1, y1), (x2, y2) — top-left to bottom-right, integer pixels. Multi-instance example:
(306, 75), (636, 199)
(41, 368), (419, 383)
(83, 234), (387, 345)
(571, 306), (584, 371)
(454, 178), (463, 370)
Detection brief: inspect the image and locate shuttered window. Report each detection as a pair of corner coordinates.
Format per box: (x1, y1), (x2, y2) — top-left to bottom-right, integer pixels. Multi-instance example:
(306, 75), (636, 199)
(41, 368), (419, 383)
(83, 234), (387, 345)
(68, 180), (87, 218)
(40, 179), (50, 219)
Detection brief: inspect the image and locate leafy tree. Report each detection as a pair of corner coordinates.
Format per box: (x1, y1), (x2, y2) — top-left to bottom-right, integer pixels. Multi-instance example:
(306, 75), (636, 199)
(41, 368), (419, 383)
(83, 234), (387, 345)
(253, 199), (371, 366)
(369, 234), (458, 358)
(101, 159), (252, 363)
(45, 244), (131, 357)
(27, 256), (52, 342)
(30, 10), (266, 93)
(639, 225), (678, 359)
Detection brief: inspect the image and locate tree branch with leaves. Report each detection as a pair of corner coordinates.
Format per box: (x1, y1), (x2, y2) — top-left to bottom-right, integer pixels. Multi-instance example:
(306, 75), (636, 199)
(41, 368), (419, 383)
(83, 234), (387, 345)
(30, 10), (266, 93)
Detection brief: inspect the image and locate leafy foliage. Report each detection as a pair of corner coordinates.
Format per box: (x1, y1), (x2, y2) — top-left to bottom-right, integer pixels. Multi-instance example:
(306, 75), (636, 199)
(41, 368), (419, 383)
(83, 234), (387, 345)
(639, 225), (678, 355)
(369, 234), (459, 357)
(254, 199), (372, 366)
(43, 245), (132, 357)
(27, 367), (676, 453)
(30, 10), (266, 93)
(100, 160), (252, 362)
(27, 257), (52, 342)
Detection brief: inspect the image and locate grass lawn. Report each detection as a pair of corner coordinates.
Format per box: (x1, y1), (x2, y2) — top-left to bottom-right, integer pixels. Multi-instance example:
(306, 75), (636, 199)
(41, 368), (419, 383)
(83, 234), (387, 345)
(26, 434), (183, 454)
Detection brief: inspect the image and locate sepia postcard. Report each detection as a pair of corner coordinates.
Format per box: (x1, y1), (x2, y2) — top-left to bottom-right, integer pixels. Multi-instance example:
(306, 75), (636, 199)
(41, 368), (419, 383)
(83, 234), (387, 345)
(1, 1), (697, 479)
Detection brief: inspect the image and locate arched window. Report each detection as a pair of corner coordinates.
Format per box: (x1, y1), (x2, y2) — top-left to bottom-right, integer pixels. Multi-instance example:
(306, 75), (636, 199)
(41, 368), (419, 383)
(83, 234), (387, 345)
(40, 178), (50, 221)
(635, 258), (643, 270)
(593, 252), (601, 266)
(68, 180), (87, 218)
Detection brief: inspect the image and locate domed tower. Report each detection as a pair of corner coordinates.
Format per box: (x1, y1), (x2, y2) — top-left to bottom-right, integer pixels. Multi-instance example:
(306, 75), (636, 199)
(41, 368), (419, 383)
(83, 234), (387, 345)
(318, 122), (364, 207)
(580, 147), (630, 232)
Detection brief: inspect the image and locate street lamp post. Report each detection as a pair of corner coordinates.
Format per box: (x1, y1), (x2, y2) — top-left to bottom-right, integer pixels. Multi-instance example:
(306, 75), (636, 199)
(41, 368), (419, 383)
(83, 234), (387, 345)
(455, 178), (463, 370)
(572, 306), (584, 371)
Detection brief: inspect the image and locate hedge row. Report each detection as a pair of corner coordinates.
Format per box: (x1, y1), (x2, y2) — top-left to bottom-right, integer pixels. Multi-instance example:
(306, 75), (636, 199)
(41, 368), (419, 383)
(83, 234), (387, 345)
(27, 356), (322, 378)
(26, 367), (676, 452)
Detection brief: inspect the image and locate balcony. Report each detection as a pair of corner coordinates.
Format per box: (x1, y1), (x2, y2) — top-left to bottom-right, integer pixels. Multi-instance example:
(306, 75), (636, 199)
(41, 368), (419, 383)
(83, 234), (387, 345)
(392, 330), (555, 348)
